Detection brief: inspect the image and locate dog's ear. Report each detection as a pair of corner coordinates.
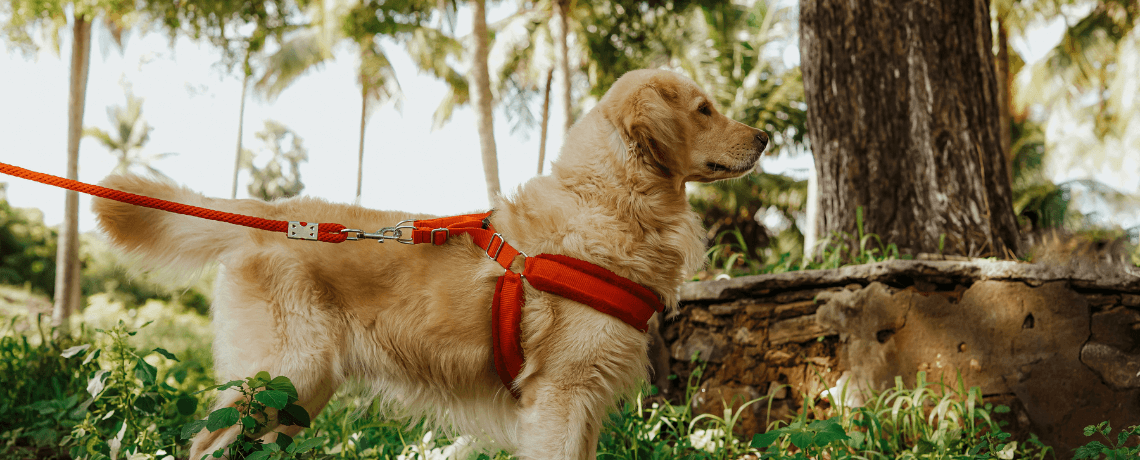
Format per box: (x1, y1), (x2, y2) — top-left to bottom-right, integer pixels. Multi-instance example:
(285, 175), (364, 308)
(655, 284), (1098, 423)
(607, 83), (684, 176)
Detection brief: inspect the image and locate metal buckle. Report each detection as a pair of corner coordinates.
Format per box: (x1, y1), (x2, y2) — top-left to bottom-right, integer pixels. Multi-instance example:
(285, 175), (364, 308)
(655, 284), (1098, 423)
(430, 228), (449, 245)
(287, 222), (319, 241)
(487, 233), (506, 260)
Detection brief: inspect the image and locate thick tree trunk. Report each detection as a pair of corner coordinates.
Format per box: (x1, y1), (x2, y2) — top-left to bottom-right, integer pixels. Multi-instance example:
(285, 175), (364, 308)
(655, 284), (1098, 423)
(231, 69), (250, 199)
(537, 67), (554, 175)
(557, 0), (572, 134)
(800, 0), (1020, 258)
(52, 15), (92, 336)
(471, 0), (500, 202)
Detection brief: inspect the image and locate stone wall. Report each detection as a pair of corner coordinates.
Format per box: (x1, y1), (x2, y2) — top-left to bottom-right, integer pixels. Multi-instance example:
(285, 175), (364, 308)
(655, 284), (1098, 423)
(652, 259), (1140, 456)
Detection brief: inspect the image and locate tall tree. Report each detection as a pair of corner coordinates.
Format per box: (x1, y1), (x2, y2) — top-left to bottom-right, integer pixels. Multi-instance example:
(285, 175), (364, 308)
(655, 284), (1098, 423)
(471, 0), (500, 202)
(799, 0), (1021, 257)
(140, 0), (297, 198)
(3, 0), (135, 334)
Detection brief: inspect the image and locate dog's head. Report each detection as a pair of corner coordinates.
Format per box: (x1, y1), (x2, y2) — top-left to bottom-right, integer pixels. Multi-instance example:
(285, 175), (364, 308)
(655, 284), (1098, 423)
(600, 69), (769, 184)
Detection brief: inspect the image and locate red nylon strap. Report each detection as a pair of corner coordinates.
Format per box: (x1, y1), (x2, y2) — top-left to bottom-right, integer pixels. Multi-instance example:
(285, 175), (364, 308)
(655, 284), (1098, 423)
(411, 212), (522, 270)
(0, 162), (348, 243)
(521, 254), (664, 332)
(491, 271), (525, 397)
(409, 212), (664, 397)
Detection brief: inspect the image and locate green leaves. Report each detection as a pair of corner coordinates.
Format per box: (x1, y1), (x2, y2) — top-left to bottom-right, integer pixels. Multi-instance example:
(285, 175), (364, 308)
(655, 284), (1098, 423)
(253, 390), (289, 410)
(206, 407), (240, 432)
(751, 416), (850, 451)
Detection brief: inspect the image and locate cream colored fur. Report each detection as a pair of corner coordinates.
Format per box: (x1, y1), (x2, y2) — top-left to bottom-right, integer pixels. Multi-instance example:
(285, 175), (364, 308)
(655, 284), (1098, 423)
(91, 69), (768, 460)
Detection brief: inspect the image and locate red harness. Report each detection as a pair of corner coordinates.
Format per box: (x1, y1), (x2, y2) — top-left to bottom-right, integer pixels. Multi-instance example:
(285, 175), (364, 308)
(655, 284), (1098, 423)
(0, 162), (665, 398)
(407, 212), (665, 397)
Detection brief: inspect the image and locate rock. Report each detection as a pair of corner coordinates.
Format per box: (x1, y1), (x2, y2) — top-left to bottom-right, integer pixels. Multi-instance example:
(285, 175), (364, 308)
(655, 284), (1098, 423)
(671, 329), (729, 363)
(710, 303), (741, 316)
(1081, 342), (1140, 389)
(689, 308), (724, 326)
(768, 315), (833, 345)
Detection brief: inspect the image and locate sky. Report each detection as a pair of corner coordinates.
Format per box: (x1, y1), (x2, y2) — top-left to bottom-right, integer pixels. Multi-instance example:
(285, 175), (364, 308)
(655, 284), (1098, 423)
(0, 3), (1136, 235)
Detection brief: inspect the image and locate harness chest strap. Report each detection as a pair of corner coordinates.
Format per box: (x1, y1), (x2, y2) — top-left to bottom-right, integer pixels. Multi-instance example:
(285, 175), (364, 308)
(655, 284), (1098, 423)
(409, 213), (665, 398)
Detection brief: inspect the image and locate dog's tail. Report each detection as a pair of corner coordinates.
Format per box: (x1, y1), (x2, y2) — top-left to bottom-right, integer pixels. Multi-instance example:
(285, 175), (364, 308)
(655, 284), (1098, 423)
(92, 174), (274, 271)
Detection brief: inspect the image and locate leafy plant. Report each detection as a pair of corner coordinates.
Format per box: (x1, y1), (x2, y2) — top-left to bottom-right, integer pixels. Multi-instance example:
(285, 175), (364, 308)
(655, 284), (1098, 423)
(1074, 422), (1140, 460)
(63, 320), (200, 460)
(182, 372), (324, 460)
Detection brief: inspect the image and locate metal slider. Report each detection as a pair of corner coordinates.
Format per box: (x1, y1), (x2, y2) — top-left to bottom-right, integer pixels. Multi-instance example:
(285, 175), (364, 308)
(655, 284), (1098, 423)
(287, 222), (319, 241)
(431, 228), (450, 245)
(487, 233), (506, 260)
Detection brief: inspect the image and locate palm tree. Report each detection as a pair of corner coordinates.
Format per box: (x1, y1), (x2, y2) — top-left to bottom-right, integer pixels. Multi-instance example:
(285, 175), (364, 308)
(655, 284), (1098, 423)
(257, 0), (408, 202)
(244, 120), (309, 201)
(84, 89), (175, 177)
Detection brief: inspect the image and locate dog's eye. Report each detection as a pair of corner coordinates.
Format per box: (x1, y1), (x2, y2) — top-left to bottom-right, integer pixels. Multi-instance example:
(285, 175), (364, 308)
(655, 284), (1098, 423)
(698, 103), (712, 116)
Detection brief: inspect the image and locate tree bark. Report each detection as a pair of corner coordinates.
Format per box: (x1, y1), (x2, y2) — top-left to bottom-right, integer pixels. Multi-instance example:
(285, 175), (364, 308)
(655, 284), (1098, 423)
(557, 0), (572, 134)
(537, 67), (554, 175)
(800, 0), (1020, 258)
(471, 0), (501, 203)
(995, 18), (1012, 181)
(231, 66), (250, 199)
(52, 15), (92, 336)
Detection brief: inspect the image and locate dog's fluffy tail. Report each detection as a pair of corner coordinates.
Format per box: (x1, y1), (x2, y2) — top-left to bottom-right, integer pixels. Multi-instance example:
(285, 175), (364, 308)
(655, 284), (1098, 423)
(92, 174), (271, 271)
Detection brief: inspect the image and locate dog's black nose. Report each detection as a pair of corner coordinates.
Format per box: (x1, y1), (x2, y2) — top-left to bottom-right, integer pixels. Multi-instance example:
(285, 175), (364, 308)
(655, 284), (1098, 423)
(755, 131), (769, 151)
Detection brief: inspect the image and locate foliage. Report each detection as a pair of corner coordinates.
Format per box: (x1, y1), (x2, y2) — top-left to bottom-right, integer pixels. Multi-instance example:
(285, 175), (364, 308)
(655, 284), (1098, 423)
(182, 372), (325, 460)
(0, 191), (58, 296)
(0, 314), (94, 459)
(62, 320), (201, 460)
(243, 120), (308, 202)
(1074, 422), (1140, 460)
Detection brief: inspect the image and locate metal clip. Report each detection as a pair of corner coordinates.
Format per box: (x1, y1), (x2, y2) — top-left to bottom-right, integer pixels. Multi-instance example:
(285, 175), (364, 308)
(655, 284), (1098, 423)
(430, 228), (450, 245)
(339, 220), (416, 244)
(287, 222), (319, 241)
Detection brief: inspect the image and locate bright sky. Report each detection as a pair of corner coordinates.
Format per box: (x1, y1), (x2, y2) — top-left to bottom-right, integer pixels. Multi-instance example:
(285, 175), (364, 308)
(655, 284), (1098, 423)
(0, 5), (573, 232)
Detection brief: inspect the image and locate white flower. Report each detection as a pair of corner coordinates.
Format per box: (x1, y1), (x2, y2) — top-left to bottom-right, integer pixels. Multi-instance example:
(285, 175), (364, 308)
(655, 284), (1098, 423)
(997, 441), (1017, 460)
(689, 428), (725, 453)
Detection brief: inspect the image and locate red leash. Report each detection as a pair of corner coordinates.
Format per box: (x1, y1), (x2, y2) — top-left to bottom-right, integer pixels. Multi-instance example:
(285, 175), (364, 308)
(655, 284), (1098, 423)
(1, 162), (665, 398)
(0, 162), (350, 243)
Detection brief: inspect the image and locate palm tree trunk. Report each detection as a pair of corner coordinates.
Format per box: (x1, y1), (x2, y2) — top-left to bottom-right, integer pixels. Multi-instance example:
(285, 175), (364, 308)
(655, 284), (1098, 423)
(357, 84), (367, 201)
(52, 15), (92, 336)
(537, 67), (554, 175)
(557, 0), (572, 134)
(471, 0), (501, 203)
(231, 70), (250, 199)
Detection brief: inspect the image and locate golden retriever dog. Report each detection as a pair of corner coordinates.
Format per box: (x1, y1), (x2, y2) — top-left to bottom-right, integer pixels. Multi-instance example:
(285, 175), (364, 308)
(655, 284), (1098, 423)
(92, 68), (768, 459)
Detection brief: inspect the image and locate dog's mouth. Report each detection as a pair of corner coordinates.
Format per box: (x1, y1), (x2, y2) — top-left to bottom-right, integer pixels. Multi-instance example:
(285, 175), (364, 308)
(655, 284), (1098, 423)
(706, 161), (755, 174)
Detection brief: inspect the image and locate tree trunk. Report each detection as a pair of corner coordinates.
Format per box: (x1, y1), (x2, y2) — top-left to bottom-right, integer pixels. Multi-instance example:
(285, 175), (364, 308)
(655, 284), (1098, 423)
(231, 68), (250, 199)
(995, 18), (1013, 181)
(52, 15), (92, 336)
(471, 0), (501, 203)
(799, 0), (1020, 258)
(357, 84), (367, 201)
(537, 67), (554, 175)
(557, 0), (572, 134)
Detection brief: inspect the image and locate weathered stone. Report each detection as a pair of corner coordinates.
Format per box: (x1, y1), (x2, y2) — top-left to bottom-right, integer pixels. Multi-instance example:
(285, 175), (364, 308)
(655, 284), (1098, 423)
(1081, 342), (1140, 389)
(745, 303), (777, 316)
(1089, 307), (1140, 352)
(763, 349), (794, 364)
(1123, 294), (1140, 307)
(689, 307), (724, 326)
(775, 300), (819, 319)
(691, 383), (766, 435)
(767, 381), (788, 399)
(769, 315), (833, 345)
(710, 303), (741, 316)
(732, 327), (762, 346)
(1084, 293), (1120, 308)
(671, 329), (729, 363)
(679, 259), (1140, 303)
